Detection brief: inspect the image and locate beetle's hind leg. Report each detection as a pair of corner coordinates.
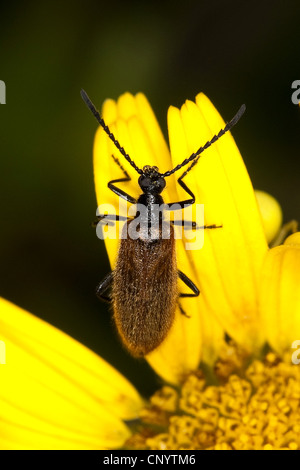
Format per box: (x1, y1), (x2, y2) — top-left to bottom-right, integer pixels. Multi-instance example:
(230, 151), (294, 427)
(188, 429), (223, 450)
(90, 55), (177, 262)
(177, 270), (199, 318)
(96, 272), (113, 303)
(178, 270), (200, 298)
(178, 303), (191, 318)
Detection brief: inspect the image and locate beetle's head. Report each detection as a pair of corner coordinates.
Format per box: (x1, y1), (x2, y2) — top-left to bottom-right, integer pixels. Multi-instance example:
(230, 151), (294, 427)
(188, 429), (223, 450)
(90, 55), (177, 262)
(138, 165), (166, 194)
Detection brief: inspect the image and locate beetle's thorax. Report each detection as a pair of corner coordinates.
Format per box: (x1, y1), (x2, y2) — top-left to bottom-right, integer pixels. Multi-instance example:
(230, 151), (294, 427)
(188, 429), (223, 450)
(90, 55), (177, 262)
(134, 167), (166, 239)
(137, 192), (164, 206)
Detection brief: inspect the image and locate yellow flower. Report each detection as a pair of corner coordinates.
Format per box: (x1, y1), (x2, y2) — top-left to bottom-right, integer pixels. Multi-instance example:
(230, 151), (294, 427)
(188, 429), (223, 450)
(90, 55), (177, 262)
(1, 91), (299, 450)
(0, 297), (143, 449)
(260, 232), (300, 354)
(92, 91), (300, 449)
(94, 91), (272, 382)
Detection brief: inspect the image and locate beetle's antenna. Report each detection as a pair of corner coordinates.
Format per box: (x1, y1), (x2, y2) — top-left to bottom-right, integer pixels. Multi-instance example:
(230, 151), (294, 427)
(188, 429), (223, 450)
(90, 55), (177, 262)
(81, 89), (143, 175)
(161, 104), (246, 178)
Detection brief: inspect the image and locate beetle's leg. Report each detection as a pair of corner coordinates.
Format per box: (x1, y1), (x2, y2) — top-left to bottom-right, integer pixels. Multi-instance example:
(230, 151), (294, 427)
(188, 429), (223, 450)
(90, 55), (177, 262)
(93, 155), (136, 226)
(178, 270), (200, 297)
(108, 154), (137, 204)
(108, 178), (137, 204)
(96, 272), (113, 303)
(178, 303), (191, 318)
(110, 154), (129, 176)
(178, 270), (199, 318)
(166, 158), (199, 209)
(166, 159), (222, 234)
(92, 214), (130, 228)
(170, 220), (222, 230)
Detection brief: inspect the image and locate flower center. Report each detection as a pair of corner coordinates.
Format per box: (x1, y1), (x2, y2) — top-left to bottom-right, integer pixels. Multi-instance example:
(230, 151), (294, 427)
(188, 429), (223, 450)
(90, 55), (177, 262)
(125, 347), (300, 450)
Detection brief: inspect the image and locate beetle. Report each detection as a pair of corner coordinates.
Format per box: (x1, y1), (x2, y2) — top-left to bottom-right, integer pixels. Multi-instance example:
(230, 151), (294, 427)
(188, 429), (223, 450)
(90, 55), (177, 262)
(81, 89), (245, 356)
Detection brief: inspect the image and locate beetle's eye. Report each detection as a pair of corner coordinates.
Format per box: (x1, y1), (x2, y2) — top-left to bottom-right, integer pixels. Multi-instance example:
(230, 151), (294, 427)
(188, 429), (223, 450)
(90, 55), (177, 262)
(138, 176), (151, 189)
(157, 177), (166, 190)
(154, 177), (166, 192)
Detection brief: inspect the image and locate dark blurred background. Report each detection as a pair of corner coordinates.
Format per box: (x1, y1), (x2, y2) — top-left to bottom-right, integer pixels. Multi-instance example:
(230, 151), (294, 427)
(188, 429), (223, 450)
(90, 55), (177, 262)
(0, 0), (299, 396)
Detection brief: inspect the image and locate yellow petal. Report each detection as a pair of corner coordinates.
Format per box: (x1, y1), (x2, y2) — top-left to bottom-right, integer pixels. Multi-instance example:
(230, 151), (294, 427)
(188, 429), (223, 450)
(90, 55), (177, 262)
(259, 233), (300, 353)
(255, 190), (282, 243)
(0, 297), (143, 449)
(146, 304), (203, 385)
(146, 300), (224, 384)
(284, 232), (300, 246)
(167, 94), (269, 351)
